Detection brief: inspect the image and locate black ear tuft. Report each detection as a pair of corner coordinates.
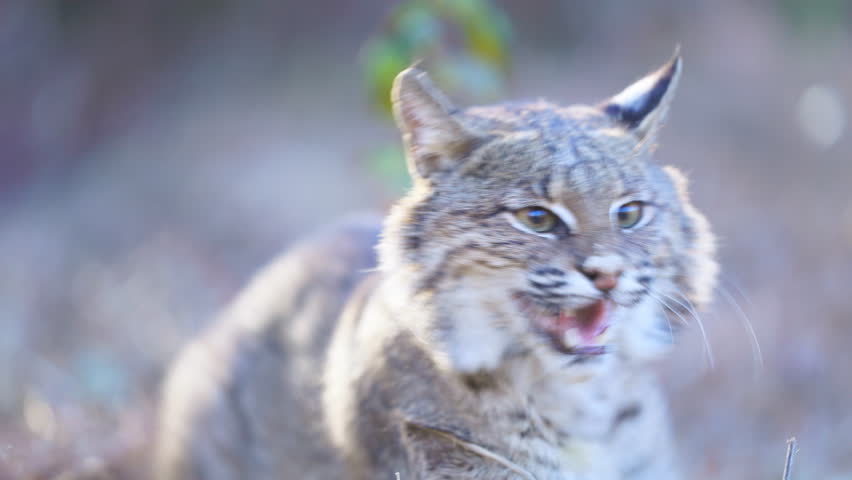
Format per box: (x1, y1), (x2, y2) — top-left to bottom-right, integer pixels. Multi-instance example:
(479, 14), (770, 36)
(604, 64), (675, 129)
(602, 51), (682, 141)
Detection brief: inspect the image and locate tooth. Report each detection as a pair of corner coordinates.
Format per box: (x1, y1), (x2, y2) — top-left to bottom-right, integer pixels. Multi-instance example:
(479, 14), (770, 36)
(595, 328), (612, 344)
(562, 328), (583, 348)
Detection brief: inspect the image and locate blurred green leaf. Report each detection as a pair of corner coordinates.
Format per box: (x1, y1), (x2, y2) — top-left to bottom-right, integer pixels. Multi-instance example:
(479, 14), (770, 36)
(441, 0), (512, 70)
(366, 145), (410, 194)
(778, 0), (848, 37)
(362, 0), (513, 118)
(361, 0), (513, 192)
(363, 38), (411, 114)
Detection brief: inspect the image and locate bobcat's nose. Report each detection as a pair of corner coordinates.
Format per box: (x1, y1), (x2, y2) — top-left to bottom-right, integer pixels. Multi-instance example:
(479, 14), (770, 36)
(579, 267), (621, 292)
(578, 255), (623, 292)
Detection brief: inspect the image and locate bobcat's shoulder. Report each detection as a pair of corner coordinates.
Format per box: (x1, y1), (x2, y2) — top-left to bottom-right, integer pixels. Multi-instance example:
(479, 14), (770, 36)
(156, 218), (380, 480)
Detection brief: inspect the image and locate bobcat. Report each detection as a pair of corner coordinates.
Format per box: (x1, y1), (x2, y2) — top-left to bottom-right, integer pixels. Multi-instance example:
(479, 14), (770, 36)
(156, 53), (717, 480)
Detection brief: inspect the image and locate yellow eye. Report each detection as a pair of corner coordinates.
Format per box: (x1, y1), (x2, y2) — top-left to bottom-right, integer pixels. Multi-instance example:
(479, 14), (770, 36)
(514, 207), (559, 233)
(616, 201), (645, 229)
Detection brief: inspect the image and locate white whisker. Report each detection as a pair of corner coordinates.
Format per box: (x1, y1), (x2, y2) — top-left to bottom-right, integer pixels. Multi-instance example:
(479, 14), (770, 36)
(649, 290), (693, 326)
(717, 281), (764, 370)
(649, 287), (715, 369)
(647, 290), (691, 327)
(645, 292), (678, 345)
(719, 273), (757, 310)
(672, 289), (716, 369)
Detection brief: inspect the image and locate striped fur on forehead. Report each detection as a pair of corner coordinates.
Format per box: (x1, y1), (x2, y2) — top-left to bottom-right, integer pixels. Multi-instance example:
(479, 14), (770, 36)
(384, 100), (667, 260)
(456, 107), (653, 203)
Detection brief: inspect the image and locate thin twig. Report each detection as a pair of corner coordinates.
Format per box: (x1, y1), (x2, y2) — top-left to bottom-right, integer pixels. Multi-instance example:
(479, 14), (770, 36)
(782, 437), (797, 480)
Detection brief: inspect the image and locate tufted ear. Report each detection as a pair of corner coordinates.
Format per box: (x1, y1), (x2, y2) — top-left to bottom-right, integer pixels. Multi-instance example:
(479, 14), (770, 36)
(391, 67), (477, 179)
(601, 52), (682, 142)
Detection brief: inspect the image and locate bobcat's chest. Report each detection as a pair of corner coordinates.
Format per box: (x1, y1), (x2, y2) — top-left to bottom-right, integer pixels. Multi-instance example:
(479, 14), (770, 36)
(502, 434), (617, 480)
(493, 374), (631, 479)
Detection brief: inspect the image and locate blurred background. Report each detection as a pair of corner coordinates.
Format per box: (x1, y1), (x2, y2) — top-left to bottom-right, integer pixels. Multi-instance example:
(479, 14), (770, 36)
(1, 1), (851, 478)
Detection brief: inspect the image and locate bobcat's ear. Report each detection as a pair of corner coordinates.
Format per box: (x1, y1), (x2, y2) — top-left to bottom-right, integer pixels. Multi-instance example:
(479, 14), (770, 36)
(601, 52), (682, 142)
(392, 67), (477, 179)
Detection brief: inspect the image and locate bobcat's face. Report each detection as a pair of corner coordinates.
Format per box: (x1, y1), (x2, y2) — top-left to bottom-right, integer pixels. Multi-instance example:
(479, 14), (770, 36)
(382, 56), (717, 375)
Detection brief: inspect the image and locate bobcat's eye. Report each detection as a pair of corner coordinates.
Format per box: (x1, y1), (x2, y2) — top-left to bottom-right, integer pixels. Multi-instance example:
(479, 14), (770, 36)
(615, 201), (645, 229)
(514, 207), (559, 233)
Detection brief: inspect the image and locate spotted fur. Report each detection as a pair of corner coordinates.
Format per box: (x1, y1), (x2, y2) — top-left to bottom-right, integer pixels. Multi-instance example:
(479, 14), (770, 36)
(156, 53), (716, 480)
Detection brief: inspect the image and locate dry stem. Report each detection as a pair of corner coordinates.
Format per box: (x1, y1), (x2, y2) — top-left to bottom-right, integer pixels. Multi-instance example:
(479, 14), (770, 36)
(782, 437), (797, 480)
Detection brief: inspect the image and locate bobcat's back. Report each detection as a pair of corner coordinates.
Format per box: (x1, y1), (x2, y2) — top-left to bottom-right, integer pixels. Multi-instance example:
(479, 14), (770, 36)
(156, 217), (380, 480)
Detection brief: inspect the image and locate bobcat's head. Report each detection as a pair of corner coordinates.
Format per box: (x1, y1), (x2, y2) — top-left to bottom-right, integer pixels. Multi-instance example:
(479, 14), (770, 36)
(380, 54), (717, 377)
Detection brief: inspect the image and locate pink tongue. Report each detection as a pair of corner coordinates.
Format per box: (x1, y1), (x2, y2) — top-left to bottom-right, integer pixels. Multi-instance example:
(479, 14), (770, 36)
(556, 300), (610, 341)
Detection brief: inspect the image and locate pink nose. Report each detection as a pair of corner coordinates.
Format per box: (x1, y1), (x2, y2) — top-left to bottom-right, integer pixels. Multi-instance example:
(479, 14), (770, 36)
(592, 273), (619, 292)
(579, 267), (621, 292)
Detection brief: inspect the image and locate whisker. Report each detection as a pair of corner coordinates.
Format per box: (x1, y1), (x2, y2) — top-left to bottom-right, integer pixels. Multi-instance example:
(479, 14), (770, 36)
(673, 290), (715, 370)
(645, 291), (680, 346)
(688, 304), (715, 369)
(647, 289), (691, 326)
(718, 274), (763, 370)
(717, 281), (764, 370)
(661, 305), (676, 346)
(719, 273), (757, 310)
(663, 288), (705, 326)
(650, 287), (715, 369)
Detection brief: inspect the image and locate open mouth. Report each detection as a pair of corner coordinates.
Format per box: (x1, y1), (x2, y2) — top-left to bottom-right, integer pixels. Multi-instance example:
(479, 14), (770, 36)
(515, 294), (614, 355)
